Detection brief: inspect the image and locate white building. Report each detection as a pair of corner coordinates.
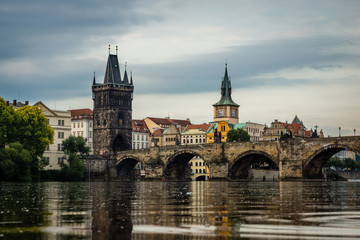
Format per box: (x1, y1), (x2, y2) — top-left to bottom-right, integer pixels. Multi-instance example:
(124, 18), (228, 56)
(34, 102), (71, 170)
(232, 122), (265, 142)
(132, 120), (150, 149)
(69, 109), (94, 152)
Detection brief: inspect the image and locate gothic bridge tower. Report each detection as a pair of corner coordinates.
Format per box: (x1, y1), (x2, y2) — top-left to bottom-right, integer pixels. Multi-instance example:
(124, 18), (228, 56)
(92, 46), (134, 156)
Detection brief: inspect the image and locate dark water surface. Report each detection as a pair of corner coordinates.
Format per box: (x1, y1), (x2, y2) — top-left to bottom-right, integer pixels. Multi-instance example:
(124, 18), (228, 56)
(1, 181), (360, 239)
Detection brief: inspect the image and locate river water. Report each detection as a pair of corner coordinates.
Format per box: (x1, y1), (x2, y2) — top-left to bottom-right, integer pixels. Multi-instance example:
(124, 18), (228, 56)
(1, 181), (360, 239)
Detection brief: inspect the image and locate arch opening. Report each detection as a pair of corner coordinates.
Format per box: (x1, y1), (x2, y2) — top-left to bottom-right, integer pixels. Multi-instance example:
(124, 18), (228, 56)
(303, 146), (359, 179)
(164, 152), (209, 181)
(116, 158), (144, 180)
(113, 134), (131, 153)
(229, 152), (278, 180)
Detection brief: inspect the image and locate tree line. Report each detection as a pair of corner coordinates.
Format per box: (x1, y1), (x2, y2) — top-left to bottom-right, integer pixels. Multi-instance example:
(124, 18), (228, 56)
(0, 97), (88, 181)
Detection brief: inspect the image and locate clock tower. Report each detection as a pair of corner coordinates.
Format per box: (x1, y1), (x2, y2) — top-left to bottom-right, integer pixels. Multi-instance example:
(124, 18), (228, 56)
(213, 64), (239, 124)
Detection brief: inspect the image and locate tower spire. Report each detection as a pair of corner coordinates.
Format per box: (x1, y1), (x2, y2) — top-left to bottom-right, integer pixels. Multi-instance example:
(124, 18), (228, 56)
(108, 44), (111, 54)
(93, 71), (96, 85)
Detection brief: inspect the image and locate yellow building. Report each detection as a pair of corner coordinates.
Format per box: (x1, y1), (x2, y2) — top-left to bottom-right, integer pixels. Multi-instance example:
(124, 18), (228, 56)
(189, 156), (210, 180)
(207, 121), (232, 143)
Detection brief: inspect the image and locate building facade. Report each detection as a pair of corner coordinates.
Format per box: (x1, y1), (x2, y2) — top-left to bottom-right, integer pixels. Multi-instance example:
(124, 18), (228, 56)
(132, 119), (150, 149)
(213, 64), (240, 124)
(69, 108), (93, 152)
(34, 101), (71, 170)
(181, 124), (212, 145)
(263, 115), (312, 141)
(92, 49), (134, 155)
(207, 121), (232, 143)
(144, 117), (190, 147)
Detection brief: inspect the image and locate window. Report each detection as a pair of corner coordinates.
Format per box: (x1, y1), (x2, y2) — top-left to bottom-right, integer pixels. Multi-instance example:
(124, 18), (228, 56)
(195, 162), (198, 166)
(89, 121), (92, 128)
(58, 132), (64, 138)
(73, 123), (76, 128)
(77, 123), (80, 128)
(57, 144), (62, 151)
(58, 158), (64, 164)
(89, 132), (92, 138)
(58, 120), (64, 126)
(195, 169), (198, 173)
(81, 122), (83, 128)
(203, 169), (206, 173)
(72, 131), (75, 136)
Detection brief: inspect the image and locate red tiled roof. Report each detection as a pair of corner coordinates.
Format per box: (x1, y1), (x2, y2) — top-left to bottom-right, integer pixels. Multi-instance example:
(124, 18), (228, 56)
(69, 108), (93, 120)
(153, 128), (164, 136)
(184, 124), (212, 132)
(132, 120), (149, 133)
(148, 117), (191, 127)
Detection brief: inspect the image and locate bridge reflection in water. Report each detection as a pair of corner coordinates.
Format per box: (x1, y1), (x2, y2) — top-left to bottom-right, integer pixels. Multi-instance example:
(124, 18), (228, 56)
(88, 136), (360, 181)
(1, 181), (360, 239)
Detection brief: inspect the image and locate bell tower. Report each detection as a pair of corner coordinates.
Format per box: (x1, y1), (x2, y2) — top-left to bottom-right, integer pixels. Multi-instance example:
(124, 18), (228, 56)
(213, 64), (239, 124)
(92, 46), (134, 155)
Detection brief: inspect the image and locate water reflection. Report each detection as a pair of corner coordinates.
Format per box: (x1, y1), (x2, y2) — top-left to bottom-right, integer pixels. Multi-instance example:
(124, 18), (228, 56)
(1, 181), (360, 239)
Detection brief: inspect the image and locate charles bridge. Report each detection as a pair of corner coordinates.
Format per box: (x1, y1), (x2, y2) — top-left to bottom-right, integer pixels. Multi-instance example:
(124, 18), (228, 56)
(89, 136), (360, 180)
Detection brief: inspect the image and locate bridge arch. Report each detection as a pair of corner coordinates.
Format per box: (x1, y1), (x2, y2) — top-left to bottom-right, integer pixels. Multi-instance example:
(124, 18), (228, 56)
(164, 150), (207, 181)
(303, 143), (360, 179)
(116, 155), (144, 180)
(229, 150), (278, 179)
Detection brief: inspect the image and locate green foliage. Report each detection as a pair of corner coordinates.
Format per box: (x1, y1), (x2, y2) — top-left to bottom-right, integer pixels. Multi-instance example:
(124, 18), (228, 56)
(227, 128), (250, 142)
(61, 157), (87, 181)
(0, 98), (15, 147)
(325, 157), (360, 171)
(15, 105), (54, 158)
(62, 136), (90, 159)
(0, 97), (54, 181)
(0, 142), (32, 181)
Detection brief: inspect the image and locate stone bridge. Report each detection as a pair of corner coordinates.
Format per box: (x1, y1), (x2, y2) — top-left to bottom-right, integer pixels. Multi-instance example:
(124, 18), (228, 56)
(91, 137), (360, 180)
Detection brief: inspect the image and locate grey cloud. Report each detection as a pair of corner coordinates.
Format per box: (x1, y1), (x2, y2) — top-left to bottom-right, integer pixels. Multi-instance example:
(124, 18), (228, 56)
(0, 0), (161, 60)
(132, 36), (360, 94)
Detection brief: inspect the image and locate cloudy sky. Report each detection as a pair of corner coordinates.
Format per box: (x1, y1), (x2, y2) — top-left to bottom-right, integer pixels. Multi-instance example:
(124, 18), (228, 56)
(1, 0), (359, 136)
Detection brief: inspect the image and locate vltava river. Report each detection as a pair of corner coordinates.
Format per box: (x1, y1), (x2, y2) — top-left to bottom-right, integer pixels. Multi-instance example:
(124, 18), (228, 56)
(1, 181), (360, 239)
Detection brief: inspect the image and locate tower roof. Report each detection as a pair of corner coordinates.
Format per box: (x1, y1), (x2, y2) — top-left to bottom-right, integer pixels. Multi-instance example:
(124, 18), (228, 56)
(213, 64), (239, 107)
(292, 115), (301, 124)
(104, 54), (122, 84)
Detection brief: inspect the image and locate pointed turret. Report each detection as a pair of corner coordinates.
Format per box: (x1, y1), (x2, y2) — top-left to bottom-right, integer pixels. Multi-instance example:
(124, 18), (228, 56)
(292, 115), (301, 124)
(130, 71), (133, 85)
(123, 63), (129, 85)
(213, 64), (239, 107)
(92, 72), (96, 85)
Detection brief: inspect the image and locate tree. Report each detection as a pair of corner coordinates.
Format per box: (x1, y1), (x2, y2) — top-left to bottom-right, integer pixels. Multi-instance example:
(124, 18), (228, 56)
(15, 105), (54, 179)
(227, 128), (250, 142)
(61, 136), (90, 181)
(0, 97), (15, 148)
(0, 142), (32, 181)
(0, 98), (54, 181)
(62, 136), (90, 163)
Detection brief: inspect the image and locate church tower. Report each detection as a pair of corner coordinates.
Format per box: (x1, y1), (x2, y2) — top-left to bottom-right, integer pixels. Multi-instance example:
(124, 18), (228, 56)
(213, 64), (239, 124)
(92, 46), (134, 155)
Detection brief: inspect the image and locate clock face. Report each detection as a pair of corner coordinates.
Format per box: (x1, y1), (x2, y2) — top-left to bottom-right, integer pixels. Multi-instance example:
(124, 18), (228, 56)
(219, 110), (224, 117)
(232, 110), (236, 117)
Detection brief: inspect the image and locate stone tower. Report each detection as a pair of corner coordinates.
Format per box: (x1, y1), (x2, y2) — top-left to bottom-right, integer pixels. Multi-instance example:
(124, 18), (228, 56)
(92, 47), (134, 156)
(213, 64), (239, 124)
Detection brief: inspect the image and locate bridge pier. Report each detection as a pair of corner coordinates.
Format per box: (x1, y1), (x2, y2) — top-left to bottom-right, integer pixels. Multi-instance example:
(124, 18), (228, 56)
(144, 163), (163, 180)
(279, 159), (303, 180)
(209, 162), (229, 180)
